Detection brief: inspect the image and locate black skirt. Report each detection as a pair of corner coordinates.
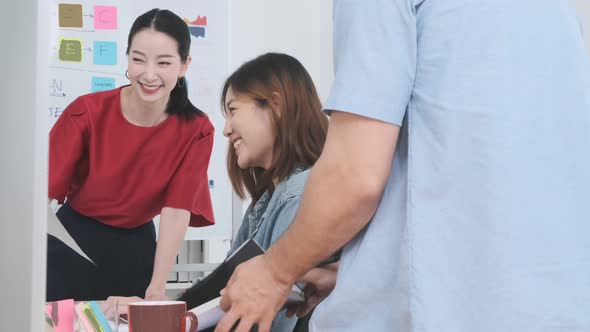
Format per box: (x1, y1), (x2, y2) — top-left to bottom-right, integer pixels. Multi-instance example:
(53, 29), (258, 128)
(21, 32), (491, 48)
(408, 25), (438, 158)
(46, 202), (156, 301)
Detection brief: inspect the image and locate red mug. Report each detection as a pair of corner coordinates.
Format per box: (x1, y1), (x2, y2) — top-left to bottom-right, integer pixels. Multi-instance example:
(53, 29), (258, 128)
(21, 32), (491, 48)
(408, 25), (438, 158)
(128, 301), (198, 332)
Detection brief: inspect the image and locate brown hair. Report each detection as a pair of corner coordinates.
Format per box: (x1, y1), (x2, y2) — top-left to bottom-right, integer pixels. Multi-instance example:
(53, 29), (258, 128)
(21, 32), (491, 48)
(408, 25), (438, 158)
(221, 53), (328, 203)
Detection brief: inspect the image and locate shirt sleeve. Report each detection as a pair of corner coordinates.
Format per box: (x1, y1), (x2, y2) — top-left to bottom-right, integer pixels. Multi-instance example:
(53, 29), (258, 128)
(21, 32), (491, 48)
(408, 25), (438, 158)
(164, 119), (215, 227)
(48, 97), (88, 203)
(324, 0), (418, 126)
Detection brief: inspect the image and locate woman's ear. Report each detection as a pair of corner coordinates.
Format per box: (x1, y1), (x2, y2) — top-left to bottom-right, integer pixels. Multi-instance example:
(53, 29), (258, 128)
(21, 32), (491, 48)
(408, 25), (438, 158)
(180, 55), (192, 77)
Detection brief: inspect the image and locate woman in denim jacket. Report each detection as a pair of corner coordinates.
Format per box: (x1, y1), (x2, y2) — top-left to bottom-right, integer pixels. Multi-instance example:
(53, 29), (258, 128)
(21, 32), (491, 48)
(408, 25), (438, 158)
(219, 53), (336, 332)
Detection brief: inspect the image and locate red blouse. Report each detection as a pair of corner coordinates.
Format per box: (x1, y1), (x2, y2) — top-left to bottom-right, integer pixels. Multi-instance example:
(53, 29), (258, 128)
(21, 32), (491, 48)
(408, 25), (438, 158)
(49, 86), (215, 229)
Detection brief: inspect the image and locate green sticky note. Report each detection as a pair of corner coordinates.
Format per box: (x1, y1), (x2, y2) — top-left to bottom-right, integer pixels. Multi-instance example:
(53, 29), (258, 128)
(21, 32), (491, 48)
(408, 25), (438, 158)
(58, 38), (83, 62)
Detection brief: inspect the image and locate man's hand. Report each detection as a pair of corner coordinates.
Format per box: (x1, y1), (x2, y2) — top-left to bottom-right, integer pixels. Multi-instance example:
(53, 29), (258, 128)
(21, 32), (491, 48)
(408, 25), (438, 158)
(215, 255), (293, 332)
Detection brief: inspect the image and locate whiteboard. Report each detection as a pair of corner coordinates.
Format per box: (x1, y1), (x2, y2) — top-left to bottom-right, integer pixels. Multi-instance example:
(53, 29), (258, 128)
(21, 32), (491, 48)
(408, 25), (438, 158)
(48, 0), (232, 240)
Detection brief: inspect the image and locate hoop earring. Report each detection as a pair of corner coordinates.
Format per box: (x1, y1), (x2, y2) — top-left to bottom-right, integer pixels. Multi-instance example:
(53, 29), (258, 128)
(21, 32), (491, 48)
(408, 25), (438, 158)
(177, 76), (185, 88)
(125, 70), (129, 79)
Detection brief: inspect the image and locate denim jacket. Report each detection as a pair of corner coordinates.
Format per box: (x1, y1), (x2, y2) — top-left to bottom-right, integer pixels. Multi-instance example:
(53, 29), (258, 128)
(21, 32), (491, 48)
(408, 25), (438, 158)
(228, 167), (310, 332)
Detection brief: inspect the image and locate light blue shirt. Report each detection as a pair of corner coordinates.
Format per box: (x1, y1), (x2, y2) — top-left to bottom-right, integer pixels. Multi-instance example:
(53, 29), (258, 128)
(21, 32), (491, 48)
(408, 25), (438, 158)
(312, 0), (590, 331)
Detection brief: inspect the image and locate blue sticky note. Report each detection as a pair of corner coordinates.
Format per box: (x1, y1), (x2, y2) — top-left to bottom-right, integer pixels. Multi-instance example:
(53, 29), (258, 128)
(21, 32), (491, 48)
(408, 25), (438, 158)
(91, 76), (115, 92)
(88, 301), (113, 332)
(93, 41), (117, 65)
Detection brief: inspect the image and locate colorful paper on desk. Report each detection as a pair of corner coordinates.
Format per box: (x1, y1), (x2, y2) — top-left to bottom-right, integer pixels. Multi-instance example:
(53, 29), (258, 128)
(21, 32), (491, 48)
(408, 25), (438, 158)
(89, 301), (113, 332)
(75, 302), (95, 331)
(74, 301), (114, 332)
(45, 299), (74, 332)
(47, 206), (95, 265)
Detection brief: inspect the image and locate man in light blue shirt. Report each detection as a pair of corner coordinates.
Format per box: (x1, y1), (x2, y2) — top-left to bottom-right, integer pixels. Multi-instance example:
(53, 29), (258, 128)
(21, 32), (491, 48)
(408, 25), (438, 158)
(215, 1), (590, 331)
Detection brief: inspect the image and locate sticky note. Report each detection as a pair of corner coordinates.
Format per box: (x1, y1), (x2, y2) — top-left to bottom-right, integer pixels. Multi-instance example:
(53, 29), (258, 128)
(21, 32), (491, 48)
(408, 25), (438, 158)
(59, 4), (83, 28)
(93, 41), (117, 65)
(58, 38), (82, 62)
(45, 299), (75, 332)
(91, 77), (115, 92)
(94, 6), (117, 30)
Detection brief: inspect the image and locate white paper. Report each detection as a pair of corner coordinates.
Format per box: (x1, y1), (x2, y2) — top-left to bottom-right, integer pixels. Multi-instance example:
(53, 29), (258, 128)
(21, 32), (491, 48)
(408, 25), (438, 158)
(188, 297), (224, 331)
(47, 206), (95, 265)
(185, 284), (304, 331)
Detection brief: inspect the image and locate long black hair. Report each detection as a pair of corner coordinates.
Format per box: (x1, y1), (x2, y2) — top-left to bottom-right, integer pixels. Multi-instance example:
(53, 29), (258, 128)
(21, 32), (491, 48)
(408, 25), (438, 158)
(126, 9), (204, 120)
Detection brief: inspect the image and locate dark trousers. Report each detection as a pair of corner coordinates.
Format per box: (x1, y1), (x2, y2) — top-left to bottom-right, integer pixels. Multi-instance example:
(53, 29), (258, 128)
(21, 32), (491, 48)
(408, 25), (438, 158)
(46, 202), (156, 301)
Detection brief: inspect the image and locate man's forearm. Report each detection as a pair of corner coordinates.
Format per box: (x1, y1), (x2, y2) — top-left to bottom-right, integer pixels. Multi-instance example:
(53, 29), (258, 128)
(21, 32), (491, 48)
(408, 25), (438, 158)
(264, 157), (384, 285)
(264, 112), (400, 286)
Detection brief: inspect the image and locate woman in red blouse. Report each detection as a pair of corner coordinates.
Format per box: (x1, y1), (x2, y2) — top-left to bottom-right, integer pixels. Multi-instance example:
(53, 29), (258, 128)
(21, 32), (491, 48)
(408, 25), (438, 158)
(47, 9), (214, 301)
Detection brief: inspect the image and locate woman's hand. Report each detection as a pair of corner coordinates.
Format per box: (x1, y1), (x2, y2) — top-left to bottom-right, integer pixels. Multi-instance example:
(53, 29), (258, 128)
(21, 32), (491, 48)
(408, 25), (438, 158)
(104, 296), (144, 317)
(144, 284), (169, 301)
(286, 263), (338, 318)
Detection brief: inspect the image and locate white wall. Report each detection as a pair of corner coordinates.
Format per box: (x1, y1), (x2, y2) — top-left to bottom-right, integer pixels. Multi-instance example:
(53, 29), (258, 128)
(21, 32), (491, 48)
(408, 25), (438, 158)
(0, 0), (48, 331)
(205, 0), (334, 263)
(229, 0), (333, 101)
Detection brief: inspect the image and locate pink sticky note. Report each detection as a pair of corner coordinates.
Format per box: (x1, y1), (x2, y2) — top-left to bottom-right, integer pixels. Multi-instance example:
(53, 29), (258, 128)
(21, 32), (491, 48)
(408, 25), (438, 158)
(45, 299), (75, 332)
(94, 6), (117, 30)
